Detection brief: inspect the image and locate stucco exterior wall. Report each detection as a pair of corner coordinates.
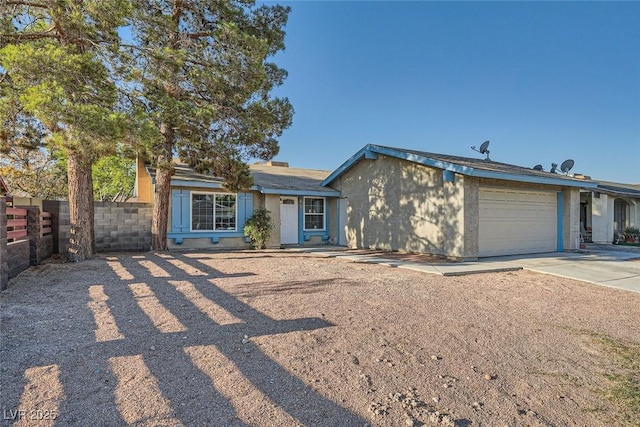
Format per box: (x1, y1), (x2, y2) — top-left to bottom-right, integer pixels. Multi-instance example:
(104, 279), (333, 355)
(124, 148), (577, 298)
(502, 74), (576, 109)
(328, 198), (339, 245)
(442, 175), (467, 259)
(477, 178), (562, 192)
(330, 154), (463, 257)
(263, 194), (281, 249)
(631, 200), (640, 229)
(12, 197), (43, 209)
(303, 235), (326, 246)
(591, 193), (613, 243)
(563, 188), (580, 250)
(135, 157), (153, 203)
(462, 177), (479, 258)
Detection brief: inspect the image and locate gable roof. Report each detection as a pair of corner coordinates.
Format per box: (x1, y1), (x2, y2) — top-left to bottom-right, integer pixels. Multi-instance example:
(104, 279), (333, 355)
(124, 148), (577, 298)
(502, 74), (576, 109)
(322, 144), (598, 189)
(249, 163), (339, 196)
(150, 162), (340, 197)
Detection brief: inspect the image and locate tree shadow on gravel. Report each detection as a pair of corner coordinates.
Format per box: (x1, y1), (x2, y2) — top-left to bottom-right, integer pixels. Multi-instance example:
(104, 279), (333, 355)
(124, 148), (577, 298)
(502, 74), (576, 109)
(0, 252), (367, 427)
(230, 278), (339, 298)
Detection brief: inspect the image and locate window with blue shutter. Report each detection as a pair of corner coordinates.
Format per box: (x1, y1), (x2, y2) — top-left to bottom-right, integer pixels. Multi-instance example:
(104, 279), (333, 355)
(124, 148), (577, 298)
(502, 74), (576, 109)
(171, 189), (190, 232)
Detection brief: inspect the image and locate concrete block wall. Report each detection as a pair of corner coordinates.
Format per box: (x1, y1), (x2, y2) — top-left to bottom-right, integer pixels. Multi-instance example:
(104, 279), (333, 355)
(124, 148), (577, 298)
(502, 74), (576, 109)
(7, 241), (30, 280)
(25, 206), (54, 265)
(43, 200), (70, 255)
(94, 202), (152, 251)
(39, 235), (54, 262)
(43, 201), (152, 254)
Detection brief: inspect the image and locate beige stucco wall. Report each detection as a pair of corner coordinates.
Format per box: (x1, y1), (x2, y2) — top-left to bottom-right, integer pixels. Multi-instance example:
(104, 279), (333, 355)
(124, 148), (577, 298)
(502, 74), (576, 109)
(563, 188), (580, 250)
(591, 193), (613, 243)
(329, 154), (468, 258)
(477, 178), (562, 192)
(263, 194), (281, 249)
(135, 157), (153, 203)
(583, 192), (640, 243)
(327, 198), (339, 244)
(632, 200), (640, 229)
(463, 177), (479, 258)
(329, 154), (582, 259)
(13, 197), (43, 210)
(441, 176), (463, 258)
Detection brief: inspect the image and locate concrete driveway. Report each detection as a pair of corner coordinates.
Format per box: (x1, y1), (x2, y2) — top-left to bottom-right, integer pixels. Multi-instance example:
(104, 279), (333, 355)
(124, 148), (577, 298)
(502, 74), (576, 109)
(472, 250), (640, 293)
(296, 247), (640, 294)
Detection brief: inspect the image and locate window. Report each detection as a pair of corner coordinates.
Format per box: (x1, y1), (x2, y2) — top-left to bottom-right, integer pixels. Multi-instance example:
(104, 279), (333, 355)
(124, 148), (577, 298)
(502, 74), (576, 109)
(304, 197), (325, 230)
(191, 193), (237, 231)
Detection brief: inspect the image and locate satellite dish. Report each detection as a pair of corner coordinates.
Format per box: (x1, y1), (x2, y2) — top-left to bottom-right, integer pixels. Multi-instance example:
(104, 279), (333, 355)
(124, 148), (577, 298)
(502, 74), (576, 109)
(479, 140), (490, 154)
(560, 159), (574, 174)
(533, 164), (543, 171)
(470, 140), (491, 160)
(550, 163), (558, 174)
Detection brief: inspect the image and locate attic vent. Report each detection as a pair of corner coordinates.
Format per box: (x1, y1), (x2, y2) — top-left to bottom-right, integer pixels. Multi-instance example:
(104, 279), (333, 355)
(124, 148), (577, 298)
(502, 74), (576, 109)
(267, 161), (289, 167)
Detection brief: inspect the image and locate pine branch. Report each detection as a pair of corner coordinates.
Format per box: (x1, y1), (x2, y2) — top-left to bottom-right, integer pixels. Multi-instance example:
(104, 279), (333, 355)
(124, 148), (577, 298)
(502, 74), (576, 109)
(0, 32), (59, 41)
(4, 0), (49, 8)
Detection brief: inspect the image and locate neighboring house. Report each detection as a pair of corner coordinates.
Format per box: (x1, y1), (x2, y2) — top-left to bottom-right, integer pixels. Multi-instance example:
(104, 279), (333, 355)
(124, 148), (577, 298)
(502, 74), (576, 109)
(0, 176), (13, 206)
(580, 181), (640, 243)
(0, 176), (8, 196)
(323, 144), (597, 259)
(136, 159), (341, 249)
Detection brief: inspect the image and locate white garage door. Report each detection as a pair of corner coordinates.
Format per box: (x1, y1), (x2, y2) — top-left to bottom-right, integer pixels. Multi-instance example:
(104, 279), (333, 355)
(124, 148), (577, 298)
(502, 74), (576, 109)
(479, 188), (557, 257)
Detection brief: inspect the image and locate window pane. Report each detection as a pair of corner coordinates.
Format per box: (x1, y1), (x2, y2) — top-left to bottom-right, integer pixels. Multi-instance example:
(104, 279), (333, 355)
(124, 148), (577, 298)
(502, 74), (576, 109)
(304, 198), (325, 230)
(215, 194), (236, 230)
(305, 198), (324, 214)
(305, 214), (323, 230)
(192, 194), (214, 230)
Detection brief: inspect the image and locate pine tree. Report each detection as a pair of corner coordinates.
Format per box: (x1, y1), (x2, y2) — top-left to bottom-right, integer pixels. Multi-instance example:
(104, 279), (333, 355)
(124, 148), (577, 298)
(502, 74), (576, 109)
(128, 0), (293, 250)
(1, 0), (131, 261)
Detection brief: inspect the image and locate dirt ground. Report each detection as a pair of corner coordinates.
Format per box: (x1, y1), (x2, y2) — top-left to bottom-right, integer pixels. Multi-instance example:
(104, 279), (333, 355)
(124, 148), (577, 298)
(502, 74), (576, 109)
(1, 250), (639, 426)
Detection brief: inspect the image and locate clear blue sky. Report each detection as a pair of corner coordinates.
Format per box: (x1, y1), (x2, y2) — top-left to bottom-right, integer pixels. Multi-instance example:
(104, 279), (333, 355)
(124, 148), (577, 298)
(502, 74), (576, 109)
(268, 1), (640, 184)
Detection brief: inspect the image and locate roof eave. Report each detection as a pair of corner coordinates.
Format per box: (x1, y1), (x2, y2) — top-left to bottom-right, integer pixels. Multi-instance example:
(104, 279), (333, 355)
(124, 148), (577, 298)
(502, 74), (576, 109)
(170, 178), (260, 191)
(469, 170), (597, 188)
(259, 188), (341, 197)
(323, 143), (597, 189)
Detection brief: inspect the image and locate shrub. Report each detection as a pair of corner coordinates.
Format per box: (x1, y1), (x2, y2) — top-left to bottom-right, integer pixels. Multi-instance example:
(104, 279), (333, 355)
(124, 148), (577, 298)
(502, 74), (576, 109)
(243, 208), (274, 249)
(623, 226), (640, 236)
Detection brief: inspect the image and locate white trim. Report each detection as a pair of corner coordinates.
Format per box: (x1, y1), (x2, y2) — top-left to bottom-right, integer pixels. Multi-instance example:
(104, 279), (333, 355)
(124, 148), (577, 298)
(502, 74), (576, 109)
(189, 191), (238, 232)
(303, 196), (326, 231)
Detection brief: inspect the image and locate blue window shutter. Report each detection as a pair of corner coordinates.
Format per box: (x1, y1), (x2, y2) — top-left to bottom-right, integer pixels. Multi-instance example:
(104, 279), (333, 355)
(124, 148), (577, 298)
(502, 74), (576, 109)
(171, 189), (190, 232)
(237, 193), (253, 230)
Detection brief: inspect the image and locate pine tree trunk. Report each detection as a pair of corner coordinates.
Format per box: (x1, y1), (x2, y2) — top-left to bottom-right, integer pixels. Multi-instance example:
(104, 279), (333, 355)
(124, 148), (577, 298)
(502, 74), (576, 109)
(67, 151), (95, 262)
(151, 125), (174, 251)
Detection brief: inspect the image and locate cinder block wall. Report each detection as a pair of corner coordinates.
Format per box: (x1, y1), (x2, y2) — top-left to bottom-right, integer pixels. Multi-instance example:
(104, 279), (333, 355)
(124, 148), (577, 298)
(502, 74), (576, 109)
(7, 241), (30, 279)
(43, 200), (70, 255)
(44, 200), (152, 253)
(94, 202), (152, 251)
(39, 235), (54, 262)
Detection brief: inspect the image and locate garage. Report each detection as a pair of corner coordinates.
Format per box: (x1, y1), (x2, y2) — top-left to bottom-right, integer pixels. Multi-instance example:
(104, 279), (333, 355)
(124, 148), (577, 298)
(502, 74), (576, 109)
(479, 187), (558, 257)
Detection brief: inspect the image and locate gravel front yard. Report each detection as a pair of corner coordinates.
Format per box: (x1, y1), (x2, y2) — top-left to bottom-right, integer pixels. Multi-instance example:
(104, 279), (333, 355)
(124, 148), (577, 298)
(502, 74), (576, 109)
(1, 250), (639, 426)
